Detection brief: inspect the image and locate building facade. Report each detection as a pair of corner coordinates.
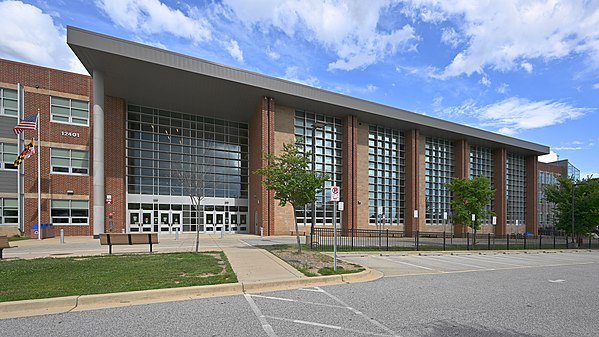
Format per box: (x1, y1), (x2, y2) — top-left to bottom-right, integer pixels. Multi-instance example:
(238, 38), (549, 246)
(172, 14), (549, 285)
(538, 159), (580, 233)
(0, 27), (550, 238)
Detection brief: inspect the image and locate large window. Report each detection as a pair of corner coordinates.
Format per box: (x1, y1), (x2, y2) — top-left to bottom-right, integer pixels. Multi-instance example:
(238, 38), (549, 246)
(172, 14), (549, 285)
(0, 143), (18, 170)
(0, 88), (18, 117)
(368, 126), (405, 224)
(538, 170), (559, 228)
(470, 145), (494, 225)
(126, 105), (249, 198)
(506, 152), (526, 226)
(425, 137), (454, 225)
(294, 110), (343, 225)
(51, 148), (89, 175)
(50, 96), (89, 125)
(0, 198), (18, 225)
(51, 200), (89, 225)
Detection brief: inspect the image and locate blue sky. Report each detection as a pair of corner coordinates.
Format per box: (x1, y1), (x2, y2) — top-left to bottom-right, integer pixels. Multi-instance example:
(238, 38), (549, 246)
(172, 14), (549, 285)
(1, 0), (598, 177)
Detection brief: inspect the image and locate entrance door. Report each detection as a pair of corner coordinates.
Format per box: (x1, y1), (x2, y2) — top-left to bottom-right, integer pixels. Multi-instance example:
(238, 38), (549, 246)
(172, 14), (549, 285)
(159, 211), (182, 233)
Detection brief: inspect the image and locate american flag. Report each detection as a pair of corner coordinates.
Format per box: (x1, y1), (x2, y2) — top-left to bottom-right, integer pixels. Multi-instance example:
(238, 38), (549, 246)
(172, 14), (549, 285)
(13, 114), (38, 135)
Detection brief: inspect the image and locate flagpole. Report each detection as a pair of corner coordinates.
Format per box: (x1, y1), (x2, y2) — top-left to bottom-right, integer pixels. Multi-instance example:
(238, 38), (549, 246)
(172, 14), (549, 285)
(37, 110), (41, 241)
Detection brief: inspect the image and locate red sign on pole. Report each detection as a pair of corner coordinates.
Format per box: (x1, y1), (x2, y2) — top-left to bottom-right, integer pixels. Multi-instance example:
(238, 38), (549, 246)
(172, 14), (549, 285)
(105, 195), (113, 205)
(330, 186), (340, 202)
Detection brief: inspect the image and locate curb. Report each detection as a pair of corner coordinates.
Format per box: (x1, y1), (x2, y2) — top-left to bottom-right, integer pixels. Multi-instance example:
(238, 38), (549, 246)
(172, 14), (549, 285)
(0, 268), (381, 320)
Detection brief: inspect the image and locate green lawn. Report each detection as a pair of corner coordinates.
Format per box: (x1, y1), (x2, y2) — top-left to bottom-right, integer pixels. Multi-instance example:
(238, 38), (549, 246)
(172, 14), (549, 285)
(0, 252), (237, 302)
(7, 235), (31, 242)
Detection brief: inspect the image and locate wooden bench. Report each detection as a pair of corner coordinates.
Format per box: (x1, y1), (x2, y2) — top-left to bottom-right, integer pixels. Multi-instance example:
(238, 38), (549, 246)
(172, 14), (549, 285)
(99, 233), (159, 254)
(0, 235), (15, 259)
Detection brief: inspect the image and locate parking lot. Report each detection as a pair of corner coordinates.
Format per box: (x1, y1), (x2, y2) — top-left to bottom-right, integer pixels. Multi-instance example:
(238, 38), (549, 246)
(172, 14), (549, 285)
(338, 250), (599, 278)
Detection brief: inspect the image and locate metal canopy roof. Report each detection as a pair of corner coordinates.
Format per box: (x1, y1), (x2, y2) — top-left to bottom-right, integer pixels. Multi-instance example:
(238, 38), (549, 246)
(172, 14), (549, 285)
(67, 26), (548, 156)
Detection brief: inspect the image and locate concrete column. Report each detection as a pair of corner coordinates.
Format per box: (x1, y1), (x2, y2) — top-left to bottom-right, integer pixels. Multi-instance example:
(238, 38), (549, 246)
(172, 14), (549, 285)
(453, 139), (470, 236)
(493, 148), (507, 235)
(525, 156), (538, 235)
(342, 115), (358, 232)
(92, 70), (105, 238)
(405, 129), (420, 236)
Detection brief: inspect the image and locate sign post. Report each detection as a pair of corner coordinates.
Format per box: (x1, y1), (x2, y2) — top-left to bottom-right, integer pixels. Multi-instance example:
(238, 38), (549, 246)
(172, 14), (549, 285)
(330, 185), (340, 272)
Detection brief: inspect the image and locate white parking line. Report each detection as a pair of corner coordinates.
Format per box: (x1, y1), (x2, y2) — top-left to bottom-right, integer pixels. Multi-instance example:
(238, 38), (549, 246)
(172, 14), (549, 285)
(263, 315), (394, 337)
(315, 287), (401, 337)
(376, 255), (441, 272)
(426, 256), (493, 270)
(459, 255), (523, 267)
(250, 294), (349, 310)
(244, 293), (277, 337)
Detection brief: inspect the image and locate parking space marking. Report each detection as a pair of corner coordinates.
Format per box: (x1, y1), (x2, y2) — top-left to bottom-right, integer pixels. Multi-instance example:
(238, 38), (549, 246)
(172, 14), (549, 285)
(376, 255), (442, 272)
(263, 315), (394, 337)
(316, 287), (400, 336)
(250, 294), (349, 310)
(244, 293), (277, 337)
(421, 256), (493, 270)
(458, 255), (523, 267)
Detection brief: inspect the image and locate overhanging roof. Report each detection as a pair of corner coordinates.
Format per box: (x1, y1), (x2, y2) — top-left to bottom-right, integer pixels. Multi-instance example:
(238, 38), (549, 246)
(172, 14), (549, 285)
(67, 26), (548, 156)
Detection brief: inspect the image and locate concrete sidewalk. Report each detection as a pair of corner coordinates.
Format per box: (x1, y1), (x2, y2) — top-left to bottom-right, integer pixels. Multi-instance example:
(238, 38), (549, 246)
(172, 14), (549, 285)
(0, 234), (382, 319)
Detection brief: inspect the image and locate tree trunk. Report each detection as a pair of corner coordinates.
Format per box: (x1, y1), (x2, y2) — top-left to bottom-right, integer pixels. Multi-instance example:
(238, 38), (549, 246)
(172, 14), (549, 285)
(293, 206), (302, 253)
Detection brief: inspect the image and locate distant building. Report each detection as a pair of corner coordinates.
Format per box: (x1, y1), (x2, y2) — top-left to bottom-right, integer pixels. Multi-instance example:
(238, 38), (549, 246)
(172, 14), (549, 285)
(537, 159), (580, 233)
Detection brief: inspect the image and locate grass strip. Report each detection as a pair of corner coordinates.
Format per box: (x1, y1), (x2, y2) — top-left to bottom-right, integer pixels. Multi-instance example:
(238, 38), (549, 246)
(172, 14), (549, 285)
(0, 252), (237, 302)
(264, 244), (364, 277)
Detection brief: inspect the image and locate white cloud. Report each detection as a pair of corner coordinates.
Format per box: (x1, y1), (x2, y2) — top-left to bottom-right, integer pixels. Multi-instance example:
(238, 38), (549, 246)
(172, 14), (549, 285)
(521, 61), (533, 73)
(96, 0), (212, 44)
(593, 83), (599, 89)
(225, 39), (244, 62)
(553, 146), (583, 151)
(440, 27), (461, 48)
(538, 151), (558, 163)
(408, 0), (599, 78)
(222, 0), (418, 71)
(283, 66), (320, 87)
(496, 83), (509, 94)
(444, 97), (590, 135)
(266, 47), (280, 60)
(0, 1), (85, 74)
(432, 96), (443, 112)
(479, 76), (491, 87)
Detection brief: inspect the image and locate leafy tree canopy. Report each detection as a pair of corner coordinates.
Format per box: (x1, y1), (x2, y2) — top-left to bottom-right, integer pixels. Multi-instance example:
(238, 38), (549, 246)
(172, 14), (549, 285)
(545, 176), (599, 235)
(446, 176), (495, 231)
(255, 143), (329, 252)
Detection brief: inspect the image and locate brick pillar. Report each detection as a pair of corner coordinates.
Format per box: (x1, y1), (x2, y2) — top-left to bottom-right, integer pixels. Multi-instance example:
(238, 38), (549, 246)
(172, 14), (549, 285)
(405, 129), (420, 236)
(104, 96), (126, 233)
(249, 97), (275, 236)
(525, 156), (538, 235)
(453, 139), (470, 236)
(342, 115), (358, 232)
(493, 148), (507, 235)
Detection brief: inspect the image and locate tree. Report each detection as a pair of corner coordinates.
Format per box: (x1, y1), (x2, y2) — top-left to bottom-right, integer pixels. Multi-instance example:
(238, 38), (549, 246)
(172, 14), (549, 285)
(446, 176), (495, 244)
(545, 176), (599, 238)
(256, 143), (329, 252)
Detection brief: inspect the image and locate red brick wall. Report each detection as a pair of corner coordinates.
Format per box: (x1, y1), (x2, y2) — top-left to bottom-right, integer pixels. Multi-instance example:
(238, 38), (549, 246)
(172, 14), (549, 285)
(452, 139), (470, 235)
(1, 58), (93, 236)
(404, 129), (420, 236)
(104, 96), (126, 233)
(342, 115), (358, 231)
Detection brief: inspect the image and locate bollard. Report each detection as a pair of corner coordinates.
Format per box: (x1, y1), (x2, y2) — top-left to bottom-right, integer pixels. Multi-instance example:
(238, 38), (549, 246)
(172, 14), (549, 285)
(175, 227), (179, 240)
(60, 229), (64, 244)
(260, 226), (264, 239)
(221, 226), (224, 239)
(122, 228), (125, 234)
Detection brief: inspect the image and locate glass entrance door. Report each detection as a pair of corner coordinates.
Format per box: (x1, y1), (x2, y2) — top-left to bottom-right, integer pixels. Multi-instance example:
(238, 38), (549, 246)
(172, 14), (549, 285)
(159, 211), (182, 233)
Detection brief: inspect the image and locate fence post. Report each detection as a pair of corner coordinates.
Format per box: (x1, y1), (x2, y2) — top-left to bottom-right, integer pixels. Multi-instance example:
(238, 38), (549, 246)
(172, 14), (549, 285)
(351, 228), (354, 250)
(539, 235), (542, 250)
(524, 234), (527, 250)
(416, 231), (419, 251)
(566, 235), (569, 249)
(589, 234), (592, 250)
(467, 232), (470, 251)
(310, 228), (314, 249)
(488, 233), (491, 250)
(443, 231), (446, 251)
(507, 234), (510, 250)
(553, 233), (556, 249)
(386, 229), (389, 251)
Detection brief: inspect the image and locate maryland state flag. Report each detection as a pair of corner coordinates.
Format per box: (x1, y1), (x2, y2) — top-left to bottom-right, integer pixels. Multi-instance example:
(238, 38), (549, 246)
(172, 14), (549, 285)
(14, 139), (35, 167)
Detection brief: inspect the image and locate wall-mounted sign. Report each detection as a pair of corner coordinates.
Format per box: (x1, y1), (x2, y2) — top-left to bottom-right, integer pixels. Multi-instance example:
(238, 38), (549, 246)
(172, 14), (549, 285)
(61, 131), (80, 137)
(105, 194), (113, 205)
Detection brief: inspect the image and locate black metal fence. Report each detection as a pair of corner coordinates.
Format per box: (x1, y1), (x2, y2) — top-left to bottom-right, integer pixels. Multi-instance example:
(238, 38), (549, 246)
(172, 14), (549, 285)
(310, 227), (599, 251)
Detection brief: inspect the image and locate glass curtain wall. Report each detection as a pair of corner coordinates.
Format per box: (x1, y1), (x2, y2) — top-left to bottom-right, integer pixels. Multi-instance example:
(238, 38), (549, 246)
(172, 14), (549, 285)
(368, 126), (405, 225)
(506, 152), (526, 227)
(425, 137), (454, 225)
(126, 104), (249, 233)
(538, 170), (559, 230)
(470, 145), (494, 225)
(294, 110), (343, 226)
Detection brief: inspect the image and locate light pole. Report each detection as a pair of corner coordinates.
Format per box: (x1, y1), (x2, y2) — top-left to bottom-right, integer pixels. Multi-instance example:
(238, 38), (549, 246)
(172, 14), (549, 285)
(571, 181), (582, 246)
(310, 121), (327, 236)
